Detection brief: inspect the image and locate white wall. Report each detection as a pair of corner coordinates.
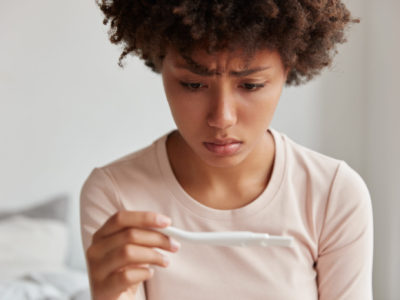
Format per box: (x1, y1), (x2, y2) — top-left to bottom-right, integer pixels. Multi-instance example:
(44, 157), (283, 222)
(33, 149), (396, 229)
(0, 0), (175, 269)
(273, 0), (367, 176)
(1, 1), (398, 299)
(363, 1), (400, 299)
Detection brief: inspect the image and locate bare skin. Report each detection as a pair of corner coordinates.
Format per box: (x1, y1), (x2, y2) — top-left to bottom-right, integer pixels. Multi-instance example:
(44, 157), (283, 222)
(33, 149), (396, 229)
(166, 129), (275, 209)
(162, 46), (288, 209)
(86, 46), (289, 299)
(86, 211), (180, 300)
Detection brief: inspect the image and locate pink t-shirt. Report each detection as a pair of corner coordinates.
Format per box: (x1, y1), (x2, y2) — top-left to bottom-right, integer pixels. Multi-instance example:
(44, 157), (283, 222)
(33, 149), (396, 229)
(80, 128), (373, 300)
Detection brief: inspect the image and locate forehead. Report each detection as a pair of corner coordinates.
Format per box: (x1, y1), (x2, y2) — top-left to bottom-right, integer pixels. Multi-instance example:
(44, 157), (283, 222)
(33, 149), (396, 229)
(166, 46), (281, 74)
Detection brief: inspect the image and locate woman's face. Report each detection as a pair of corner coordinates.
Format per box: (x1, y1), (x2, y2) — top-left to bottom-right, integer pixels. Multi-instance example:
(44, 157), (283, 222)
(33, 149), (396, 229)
(161, 46), (288, 168)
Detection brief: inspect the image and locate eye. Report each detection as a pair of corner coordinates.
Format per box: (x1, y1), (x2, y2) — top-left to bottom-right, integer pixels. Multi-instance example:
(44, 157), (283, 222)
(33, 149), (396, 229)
(179, 81), (205, 91)
(241, 83), (265, 91)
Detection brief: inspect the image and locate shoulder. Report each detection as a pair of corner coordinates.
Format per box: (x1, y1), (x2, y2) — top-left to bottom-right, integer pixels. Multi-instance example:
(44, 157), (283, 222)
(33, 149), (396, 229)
(276, 129), (371, 213)
(326, 160), (372, 221)
(103, 139), (158, 172)
(280, 130), (370, 201)
(283, 132), (341, 171)
(283, 132), (370, 201)
(102, 133), (167, 177)
(276, 131), (343, 186)
(81, 133), (168, 194)
(318, 159), (373, 259)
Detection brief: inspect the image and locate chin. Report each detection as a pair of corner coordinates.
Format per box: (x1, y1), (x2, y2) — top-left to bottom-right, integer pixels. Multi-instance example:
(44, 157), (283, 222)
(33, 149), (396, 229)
(199, 151), (246, 168)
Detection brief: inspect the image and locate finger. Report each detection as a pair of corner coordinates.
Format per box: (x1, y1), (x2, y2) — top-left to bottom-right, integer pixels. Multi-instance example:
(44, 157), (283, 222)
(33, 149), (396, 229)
(88, 227), (180, 261)
(93, 211), (172, 242)
(118, 263), (150, 271)
(102, 266), (154, 297)
(96, 244), (169, 281)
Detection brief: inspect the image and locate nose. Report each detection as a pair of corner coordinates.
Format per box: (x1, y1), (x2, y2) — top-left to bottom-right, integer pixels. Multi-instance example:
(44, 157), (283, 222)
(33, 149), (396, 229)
(207, 89), (237, 130)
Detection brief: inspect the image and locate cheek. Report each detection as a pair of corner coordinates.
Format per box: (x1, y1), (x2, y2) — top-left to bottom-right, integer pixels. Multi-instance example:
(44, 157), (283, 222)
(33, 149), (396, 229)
(240, 88), (281, 127)
(163, 80), (207, 129)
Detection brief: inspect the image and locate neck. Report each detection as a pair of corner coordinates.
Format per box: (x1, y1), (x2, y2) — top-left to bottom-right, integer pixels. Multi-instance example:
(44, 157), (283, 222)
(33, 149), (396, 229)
(166, 130), (275, 198)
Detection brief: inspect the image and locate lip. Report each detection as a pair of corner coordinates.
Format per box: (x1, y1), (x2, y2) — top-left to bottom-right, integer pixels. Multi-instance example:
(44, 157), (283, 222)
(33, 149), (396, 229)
(207, 138), (242, 145)
(203, 140), (243, 156)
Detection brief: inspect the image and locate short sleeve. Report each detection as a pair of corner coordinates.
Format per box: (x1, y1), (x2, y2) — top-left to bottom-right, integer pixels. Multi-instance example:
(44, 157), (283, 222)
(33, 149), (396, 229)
(316, 161), (374, 300)
(80, 167), (122, 252)
(80, 167), (147, 300)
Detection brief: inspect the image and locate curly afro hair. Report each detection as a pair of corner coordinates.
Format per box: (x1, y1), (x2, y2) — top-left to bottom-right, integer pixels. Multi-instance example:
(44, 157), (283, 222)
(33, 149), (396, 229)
(96, 0), (359, 85)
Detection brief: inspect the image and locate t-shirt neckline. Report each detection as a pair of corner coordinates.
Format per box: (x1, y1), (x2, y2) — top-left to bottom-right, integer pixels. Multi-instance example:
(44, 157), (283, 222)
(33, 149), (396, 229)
(155, 127), (286, 221)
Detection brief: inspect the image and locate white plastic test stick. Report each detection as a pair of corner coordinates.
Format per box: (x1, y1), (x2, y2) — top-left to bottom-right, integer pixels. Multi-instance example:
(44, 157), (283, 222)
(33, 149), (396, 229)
(152, 226), (294, 247)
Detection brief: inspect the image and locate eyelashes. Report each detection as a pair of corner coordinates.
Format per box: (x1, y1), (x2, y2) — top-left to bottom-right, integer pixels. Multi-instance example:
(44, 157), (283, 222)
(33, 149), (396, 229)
(179, 82), (205, 91)
(179, 81), (266, 92)
(241, 83), (265, 91)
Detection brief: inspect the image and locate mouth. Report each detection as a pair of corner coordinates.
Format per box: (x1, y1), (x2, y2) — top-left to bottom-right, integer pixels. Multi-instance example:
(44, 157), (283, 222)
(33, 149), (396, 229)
(207, 138), (242, 145)
(203, 139), (243, 156)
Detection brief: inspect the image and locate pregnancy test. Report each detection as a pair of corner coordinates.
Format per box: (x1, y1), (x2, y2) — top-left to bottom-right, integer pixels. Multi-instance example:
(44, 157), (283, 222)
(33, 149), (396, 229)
(152, 226), (294, 247)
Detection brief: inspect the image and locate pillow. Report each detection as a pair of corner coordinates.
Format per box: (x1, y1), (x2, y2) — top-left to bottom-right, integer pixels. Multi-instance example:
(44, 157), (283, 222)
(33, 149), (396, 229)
(0, 215), (68, 280)
(0, 194), (70, 223)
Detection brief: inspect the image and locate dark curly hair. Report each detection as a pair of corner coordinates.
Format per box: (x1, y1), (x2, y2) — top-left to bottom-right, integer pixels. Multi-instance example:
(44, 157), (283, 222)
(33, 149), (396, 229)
(96, 0), (359, 85)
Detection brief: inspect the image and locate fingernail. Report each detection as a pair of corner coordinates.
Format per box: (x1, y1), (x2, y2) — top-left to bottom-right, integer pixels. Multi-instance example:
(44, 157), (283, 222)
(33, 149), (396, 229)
(170, 238), (181, 251)
(156, 215), (171, 226)
(149, 268), (154, 276)
(163, 255), (170, 266)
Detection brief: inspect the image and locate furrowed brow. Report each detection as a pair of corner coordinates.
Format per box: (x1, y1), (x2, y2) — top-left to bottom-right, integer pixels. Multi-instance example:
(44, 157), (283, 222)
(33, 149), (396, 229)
(179, 55), (216, 76)
(229, 67), (271, 77)
(177, 55), (270, 77)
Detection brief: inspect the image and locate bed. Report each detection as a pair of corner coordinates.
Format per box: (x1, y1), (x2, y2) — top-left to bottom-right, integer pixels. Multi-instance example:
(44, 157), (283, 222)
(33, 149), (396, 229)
(0, 195), (90, 299)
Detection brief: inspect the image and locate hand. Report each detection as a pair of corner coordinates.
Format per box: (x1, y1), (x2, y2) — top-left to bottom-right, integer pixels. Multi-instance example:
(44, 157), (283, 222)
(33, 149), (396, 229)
(86, 211), (180, 300)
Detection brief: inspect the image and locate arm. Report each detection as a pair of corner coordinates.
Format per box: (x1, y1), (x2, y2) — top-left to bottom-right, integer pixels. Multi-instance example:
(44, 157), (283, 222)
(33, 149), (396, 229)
(80, 167), (147, 300)
(316, 161), (374, 300)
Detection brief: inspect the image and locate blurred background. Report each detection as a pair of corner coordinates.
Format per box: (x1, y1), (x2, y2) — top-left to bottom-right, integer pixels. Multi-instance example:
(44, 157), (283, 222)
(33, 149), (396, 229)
(0, 0), (398, 299)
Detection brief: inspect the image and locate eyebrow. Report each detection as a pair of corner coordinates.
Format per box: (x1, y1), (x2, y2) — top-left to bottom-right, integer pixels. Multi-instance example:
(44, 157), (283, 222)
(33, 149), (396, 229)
(177, 55), (271, 77)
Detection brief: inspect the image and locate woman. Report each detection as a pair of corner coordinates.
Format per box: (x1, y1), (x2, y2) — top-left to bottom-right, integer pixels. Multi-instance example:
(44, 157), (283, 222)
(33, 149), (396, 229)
(80, 1), (373, 299)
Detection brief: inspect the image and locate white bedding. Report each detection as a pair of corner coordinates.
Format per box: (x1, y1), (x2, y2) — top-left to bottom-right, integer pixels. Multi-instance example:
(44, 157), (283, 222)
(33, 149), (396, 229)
(0, 215), (90, 299)
(0, 268), (90, 300)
